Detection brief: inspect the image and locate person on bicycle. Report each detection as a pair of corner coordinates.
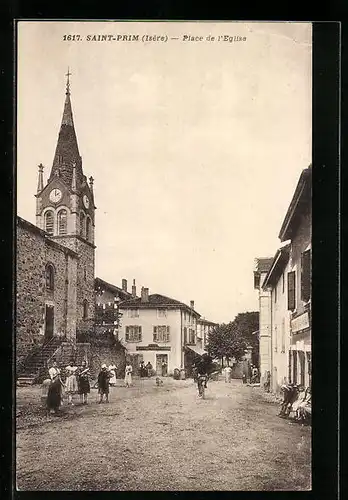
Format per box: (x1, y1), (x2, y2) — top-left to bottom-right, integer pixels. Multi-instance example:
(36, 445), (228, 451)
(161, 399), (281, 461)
(195, 355), (212, 388)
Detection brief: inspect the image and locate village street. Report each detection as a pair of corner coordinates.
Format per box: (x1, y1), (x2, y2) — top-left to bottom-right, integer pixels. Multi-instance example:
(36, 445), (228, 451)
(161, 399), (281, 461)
(16, 378), (311, 491)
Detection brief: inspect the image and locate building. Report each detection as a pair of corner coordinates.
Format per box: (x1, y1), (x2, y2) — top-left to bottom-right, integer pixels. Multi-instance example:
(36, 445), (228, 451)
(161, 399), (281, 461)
(254, 165), (311, 393)
(253, 257), (273, 383)
(94, 277), (133, 339)
(118, 289), (207, 375)
(196, 318), (217, 350)
(262, 244), (292, 393)
(278, 166), (312, 388)
(16, 74), (96, 375)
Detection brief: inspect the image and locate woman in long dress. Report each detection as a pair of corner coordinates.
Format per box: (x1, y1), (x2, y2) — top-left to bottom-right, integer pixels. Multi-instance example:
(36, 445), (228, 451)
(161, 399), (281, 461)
(77, 360), (90, 405)
(108, 363), (117, 386)
(47, 360), (63, 414)
(65, 359), (78, 405)
(124, 363), (133, 387)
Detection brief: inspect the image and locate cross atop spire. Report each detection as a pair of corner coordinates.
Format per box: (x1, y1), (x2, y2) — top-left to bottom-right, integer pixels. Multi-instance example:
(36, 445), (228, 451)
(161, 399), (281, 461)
(66, 67), (72, 95)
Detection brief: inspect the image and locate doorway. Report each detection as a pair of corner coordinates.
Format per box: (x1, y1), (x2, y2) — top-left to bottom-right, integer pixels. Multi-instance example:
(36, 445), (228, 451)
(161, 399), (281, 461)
(44, 304), (54, 343)
(156, 354), (168, 376)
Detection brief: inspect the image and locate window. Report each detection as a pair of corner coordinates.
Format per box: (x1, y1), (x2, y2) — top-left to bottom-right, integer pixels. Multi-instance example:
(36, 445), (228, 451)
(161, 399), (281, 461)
(254, 272), (261, 290)
(282, 272), (285, 294)
(45, 264), (54, 290)
(86, 217), (91, 241)
(281, 318), (285, 353)
(83, 267), (87, 281)
(80, 212), (85, 237)
(58, 209), (67, 235)
(125, 325), (142, 342)
(83, 300), (88, 319)
(45, 211), (54, 235)
(153, 326), (170, 342)
(287, 271), (296, 311)
(301, 249), (311, 303)
(274, 284), (277, 304)
(157, 309), (167, 318)
(189, 328), (195, 344)
(183, 327), (187, 344)
(128, 309), (139, 318)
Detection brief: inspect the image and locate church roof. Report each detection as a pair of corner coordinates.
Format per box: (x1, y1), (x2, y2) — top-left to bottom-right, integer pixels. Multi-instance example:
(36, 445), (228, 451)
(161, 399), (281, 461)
(17, 216), (78, 258)
(49, 73), (84, 188)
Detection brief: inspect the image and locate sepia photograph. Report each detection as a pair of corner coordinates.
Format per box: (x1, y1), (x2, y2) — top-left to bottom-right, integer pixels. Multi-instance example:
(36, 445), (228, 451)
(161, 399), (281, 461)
(16, 20), (312, 491)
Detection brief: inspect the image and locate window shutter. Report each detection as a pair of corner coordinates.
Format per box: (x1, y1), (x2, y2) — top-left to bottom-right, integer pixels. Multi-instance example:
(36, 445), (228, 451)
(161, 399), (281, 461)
(125, 326), (129, 341)
(139, 326), (142, 341)
(301, 250), (311, 302)
(153, 326), (158, 342)
(166, 326), (170, 342)
(287, 271), (296, 311)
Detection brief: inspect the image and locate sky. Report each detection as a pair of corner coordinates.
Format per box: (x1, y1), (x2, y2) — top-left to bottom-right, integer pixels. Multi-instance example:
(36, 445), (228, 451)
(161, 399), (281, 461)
(17, 21), (312, 324)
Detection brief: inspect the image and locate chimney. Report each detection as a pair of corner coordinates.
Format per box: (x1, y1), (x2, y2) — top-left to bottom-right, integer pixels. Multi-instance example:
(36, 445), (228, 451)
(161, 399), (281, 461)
(132, 279), (136, 298)
(122, 279), (128, 292)
(190, 300), (195, 309)
(141, 287), (149, 303)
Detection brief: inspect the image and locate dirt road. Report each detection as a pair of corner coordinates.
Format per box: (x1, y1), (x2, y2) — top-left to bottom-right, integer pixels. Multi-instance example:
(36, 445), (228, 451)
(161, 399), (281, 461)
(16, 378), (311, 491)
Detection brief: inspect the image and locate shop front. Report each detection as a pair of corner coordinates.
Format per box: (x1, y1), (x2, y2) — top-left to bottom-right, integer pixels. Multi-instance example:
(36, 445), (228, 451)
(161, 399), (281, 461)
(289, 311), (311, 387)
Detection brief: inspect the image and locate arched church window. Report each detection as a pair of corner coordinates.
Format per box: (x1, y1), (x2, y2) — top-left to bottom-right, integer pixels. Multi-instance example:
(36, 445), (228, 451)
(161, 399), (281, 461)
(86, 217), (91, 241)
(45, 211), (54, 235)
(45, 264), (54, 291)
(83, 300), (89, 319)
(80, 212), (86, 237)
(58, 209), (67, 235)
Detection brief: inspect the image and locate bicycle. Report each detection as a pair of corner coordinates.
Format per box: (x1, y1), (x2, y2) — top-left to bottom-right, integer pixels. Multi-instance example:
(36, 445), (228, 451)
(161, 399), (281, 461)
(197, 374), (208, 399)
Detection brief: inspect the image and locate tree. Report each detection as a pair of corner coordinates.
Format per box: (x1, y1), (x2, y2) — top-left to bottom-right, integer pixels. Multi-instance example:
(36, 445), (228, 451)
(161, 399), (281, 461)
(206, 311), (260, 366)
(232, 312), (259, 365)
(206, 322), (248, 366)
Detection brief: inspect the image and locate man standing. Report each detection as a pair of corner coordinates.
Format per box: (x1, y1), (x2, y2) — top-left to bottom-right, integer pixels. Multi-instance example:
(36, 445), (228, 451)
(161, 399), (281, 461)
(161, 360), (167, 377)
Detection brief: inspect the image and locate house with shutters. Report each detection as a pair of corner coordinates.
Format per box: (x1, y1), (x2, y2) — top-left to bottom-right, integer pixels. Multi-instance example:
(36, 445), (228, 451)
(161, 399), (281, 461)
(257, 165), (312, 394)
(118, 287), (207, 376)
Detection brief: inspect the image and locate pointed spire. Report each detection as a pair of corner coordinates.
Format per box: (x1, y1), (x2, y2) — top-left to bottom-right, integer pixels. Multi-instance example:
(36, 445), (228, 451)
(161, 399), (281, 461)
(49, 70), (82, 186)
(71, 162), (77, 190)
(37, 163), (44, 193)
(66, 67), (71, 95)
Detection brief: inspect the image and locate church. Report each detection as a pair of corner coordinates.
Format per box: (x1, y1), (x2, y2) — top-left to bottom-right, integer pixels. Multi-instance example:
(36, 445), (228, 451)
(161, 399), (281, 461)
(16, 73), (97, 373)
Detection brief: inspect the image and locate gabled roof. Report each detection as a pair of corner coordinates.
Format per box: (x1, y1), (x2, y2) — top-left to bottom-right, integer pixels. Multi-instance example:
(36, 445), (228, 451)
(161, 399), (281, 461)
(262, 243), (291, 289)
(119, 293), (201, 317)
(95, 277), (133, 299)
(279, 165), (312, 242)
(17, 216), (78, 258)
(254, 257), (274, 274)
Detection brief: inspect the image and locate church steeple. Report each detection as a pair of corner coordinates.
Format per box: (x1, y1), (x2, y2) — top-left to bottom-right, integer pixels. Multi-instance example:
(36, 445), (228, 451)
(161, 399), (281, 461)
(49, 69), (83, 187)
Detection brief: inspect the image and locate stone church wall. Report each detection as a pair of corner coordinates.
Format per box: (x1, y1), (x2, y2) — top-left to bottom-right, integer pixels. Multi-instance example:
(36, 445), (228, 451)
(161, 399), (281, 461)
(16, 218), (79, 363)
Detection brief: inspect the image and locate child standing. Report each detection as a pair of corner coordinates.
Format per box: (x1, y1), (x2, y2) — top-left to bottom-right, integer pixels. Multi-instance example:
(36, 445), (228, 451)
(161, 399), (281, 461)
(124, 362), (133, 388)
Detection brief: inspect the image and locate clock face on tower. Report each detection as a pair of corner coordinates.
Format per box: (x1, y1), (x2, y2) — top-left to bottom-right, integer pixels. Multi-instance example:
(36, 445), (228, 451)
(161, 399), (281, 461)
(83, 195), (90, 209)
(49, 188), (62, 203)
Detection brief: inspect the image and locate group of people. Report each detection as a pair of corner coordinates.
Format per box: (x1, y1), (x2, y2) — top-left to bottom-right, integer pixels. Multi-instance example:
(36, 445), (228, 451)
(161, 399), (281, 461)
(139, 361), (152, 378)
(242, 364), (260, 385)
(45, 358), (91, 413)
(44, 359), (134, 414)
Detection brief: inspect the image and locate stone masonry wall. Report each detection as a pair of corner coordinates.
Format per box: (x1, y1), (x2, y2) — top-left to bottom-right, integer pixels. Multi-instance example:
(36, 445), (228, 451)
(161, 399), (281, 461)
(16, 219), (79, 366)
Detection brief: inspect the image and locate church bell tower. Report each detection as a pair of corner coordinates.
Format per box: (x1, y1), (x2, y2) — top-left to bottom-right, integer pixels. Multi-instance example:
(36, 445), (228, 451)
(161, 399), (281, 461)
(35, 70), (96, 337)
